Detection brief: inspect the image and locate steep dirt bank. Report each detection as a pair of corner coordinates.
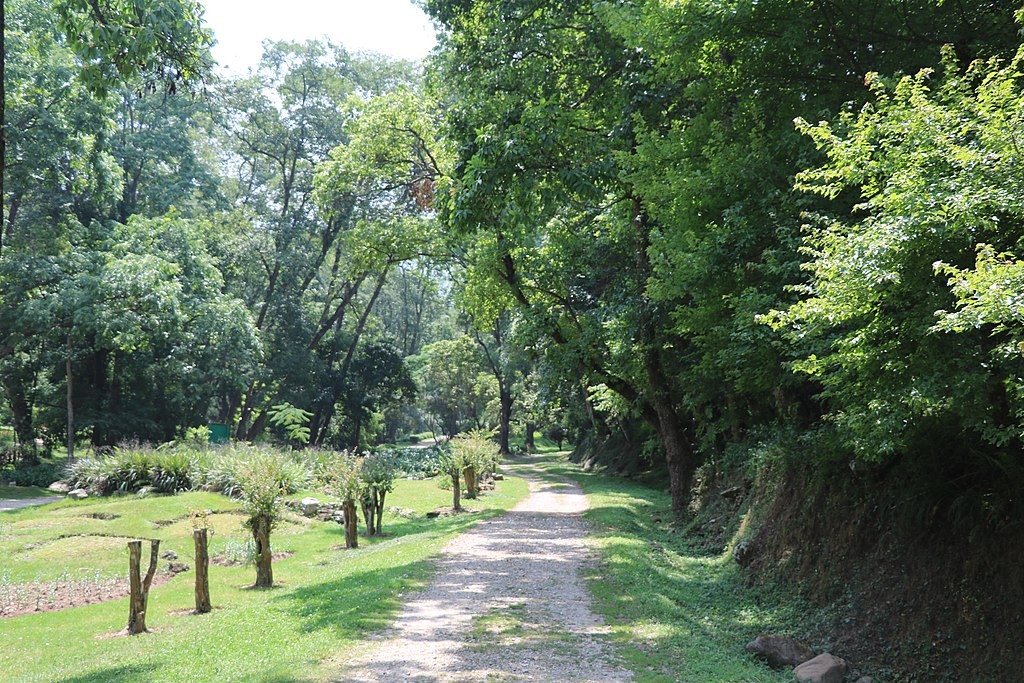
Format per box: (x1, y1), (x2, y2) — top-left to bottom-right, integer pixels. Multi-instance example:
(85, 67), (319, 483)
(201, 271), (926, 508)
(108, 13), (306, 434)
(726, 461), (1024, 682)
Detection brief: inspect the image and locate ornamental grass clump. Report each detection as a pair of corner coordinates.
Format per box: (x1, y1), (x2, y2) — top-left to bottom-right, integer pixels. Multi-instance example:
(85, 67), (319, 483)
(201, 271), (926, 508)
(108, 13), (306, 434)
(451, 431), (501, 502)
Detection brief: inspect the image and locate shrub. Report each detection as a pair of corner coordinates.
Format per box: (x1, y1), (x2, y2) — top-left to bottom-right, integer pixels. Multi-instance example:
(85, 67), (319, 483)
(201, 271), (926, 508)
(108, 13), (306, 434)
(151, 449), (204, 493)
(384, 444), (447, 478)
(193, 445), (310, 497)
(63, 443), (310, 497)
(64, 448), (160, 495)
(324, 452), (362, 548)
(360, 451), (396, 536)
(235, 454), (292, 588)
(6, 461), (67, 487)
(451, 431), (500, 500)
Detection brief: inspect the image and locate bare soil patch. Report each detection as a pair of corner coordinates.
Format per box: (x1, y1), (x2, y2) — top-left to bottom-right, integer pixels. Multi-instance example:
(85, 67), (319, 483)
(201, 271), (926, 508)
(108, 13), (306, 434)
(0, 569), (179, 618)
(210, 549), (294, 566)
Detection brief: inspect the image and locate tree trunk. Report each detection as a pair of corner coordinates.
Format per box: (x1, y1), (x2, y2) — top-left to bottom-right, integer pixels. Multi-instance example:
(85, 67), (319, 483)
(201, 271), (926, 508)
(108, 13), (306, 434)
(66, 336), (75, 463)
(193, 528), (211, 614)
(648, 386), (694, 516)
(464, 465), (477, 500)
(127, 539), (160, 635)
(3, 376), (36, 464)
(524, 422), (536, 454)
(343, 500), (358, 548)
(374, 490), (385, 535)
(498, 387), (513, 457)
(451, 472), (462, 511)
(632, 195), (696, 516)
(252, 516), (273, 588)
(361, 496), (376, 537)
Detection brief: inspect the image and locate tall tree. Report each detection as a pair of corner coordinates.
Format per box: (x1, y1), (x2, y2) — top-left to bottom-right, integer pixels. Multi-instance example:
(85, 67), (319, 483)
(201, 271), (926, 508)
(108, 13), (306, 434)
(2, 0), (212, 251)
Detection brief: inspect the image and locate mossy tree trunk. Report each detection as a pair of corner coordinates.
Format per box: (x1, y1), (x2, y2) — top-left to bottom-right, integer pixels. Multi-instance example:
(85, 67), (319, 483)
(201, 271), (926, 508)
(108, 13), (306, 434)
(464, 465), (478, 499)
(343, 499), (359, 548)
(361, 495), (376, 537)
(251, 515), (273, 588)
(127, 539), (160, 635)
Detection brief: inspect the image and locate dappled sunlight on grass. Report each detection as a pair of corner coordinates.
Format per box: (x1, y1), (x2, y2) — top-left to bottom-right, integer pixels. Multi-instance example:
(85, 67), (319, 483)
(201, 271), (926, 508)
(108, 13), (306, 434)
(530, 452), (797, 682)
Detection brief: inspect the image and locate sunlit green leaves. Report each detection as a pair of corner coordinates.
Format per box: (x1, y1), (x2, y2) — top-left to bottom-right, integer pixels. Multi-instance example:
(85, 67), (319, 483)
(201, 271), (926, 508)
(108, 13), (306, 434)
(773, 45), (1024, 457)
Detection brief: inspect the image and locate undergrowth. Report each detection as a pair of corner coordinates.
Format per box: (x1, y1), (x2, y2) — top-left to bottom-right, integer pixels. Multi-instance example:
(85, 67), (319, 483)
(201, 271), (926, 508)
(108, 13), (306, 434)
(533, 454), (800, 682)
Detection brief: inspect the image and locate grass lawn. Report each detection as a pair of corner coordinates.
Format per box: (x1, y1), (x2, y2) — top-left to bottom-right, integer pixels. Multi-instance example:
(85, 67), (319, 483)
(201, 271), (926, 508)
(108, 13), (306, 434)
(533, 453), (799, 683)
(0, 473), (529, 682)
(0, 484), (59, 500)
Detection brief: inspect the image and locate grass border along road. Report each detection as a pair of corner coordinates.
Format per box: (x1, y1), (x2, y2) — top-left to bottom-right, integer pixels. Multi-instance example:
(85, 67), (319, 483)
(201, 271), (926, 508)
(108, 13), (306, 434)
(1, 475), (529, 683)
(531, 452), (797, 682)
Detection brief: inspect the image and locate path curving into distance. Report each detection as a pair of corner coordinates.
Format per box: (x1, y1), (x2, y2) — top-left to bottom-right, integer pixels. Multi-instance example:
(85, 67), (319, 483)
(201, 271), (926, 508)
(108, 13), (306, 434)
(331, 456), (632, 682)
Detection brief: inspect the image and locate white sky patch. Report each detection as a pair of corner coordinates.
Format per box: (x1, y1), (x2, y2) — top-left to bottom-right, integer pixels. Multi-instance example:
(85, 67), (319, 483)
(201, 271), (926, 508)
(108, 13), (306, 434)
(200, 0), (438, 73)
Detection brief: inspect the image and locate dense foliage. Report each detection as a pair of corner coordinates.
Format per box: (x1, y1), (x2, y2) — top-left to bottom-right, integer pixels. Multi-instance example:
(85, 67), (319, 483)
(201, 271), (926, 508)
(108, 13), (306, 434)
(4, 0), (1024, 533)
(418, 0), (1024, 521)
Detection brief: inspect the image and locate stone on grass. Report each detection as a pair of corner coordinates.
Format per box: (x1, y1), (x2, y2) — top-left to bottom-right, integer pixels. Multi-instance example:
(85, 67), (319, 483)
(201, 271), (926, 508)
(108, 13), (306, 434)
(746, 634), (815, 669)
(167, 562), (190, 574)
(48, 481), (71, 494)
(68, 488), (89, 500)
(733, 539), (758, 568)
(160, 550), (178, 560)
(300, 497), (321, 517)
(793, 653), (848, 683)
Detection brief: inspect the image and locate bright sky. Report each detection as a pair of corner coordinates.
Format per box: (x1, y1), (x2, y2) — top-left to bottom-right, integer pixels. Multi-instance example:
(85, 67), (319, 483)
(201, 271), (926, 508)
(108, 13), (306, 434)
(200, 0), (438, 73)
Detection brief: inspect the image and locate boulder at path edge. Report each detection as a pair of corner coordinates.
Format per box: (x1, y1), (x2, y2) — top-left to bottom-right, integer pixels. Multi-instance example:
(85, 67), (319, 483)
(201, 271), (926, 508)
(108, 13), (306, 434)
(745, 634), (815, 669)
(793, 653), (849, 683)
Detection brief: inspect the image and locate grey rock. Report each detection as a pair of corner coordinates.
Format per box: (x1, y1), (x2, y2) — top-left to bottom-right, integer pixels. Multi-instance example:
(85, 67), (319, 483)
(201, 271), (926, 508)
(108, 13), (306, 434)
(160, 550), (178, 560)
(68, 488), (89, 500)
(794, 653), (849, 683)
(47, 481), (71, 494)
(746, 634), (815, 669)
(300, 497), (321, 517)
(167, 561), (190, 574)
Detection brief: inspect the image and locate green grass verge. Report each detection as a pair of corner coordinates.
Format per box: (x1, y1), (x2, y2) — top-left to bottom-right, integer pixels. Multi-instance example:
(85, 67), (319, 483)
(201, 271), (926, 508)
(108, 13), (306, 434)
(0, 484), (59, 500)
(1, 474), (529, 682)
(533, 453), (800, 682)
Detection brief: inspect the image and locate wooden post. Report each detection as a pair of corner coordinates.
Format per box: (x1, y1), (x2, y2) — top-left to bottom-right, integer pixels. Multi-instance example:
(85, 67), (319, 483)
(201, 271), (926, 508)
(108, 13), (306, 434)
(193, 528), (211, 614)
(127, 539), (160, 634)
(451, 470), (462, 511)
(464, 465), (478, 499)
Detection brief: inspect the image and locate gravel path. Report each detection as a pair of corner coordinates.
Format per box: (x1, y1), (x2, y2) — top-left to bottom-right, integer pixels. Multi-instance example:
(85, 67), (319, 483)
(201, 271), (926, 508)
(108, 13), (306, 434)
(332, 457), (632, 682)
(0, 496), (59, 511)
